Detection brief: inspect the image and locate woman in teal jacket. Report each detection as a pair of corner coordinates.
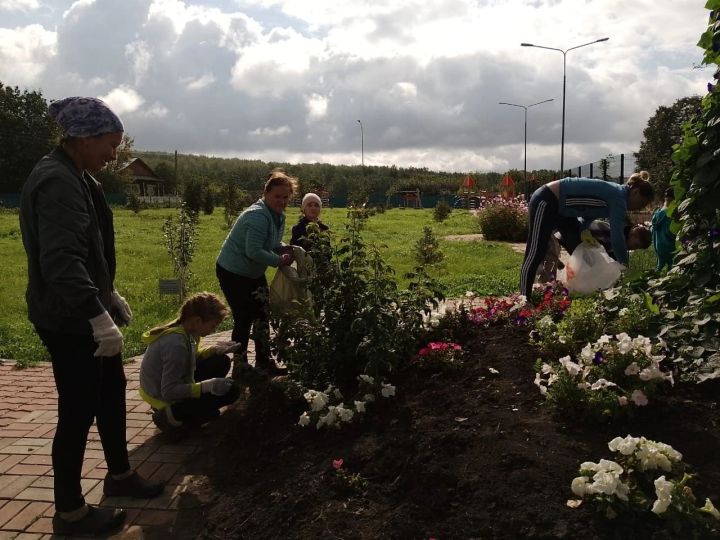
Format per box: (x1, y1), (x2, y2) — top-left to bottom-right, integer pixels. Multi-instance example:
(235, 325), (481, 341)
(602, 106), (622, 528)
(216, 169), (296, 376)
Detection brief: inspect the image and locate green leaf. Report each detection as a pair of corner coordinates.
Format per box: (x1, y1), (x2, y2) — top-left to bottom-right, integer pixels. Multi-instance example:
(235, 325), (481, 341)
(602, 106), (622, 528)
(644, 293), (660, 315)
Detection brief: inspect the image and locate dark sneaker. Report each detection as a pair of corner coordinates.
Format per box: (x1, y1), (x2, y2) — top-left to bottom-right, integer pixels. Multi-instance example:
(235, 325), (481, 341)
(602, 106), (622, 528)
(152, 408), (182, 432)
(104, 471), (164, 499)
(52, 505), (126, 536)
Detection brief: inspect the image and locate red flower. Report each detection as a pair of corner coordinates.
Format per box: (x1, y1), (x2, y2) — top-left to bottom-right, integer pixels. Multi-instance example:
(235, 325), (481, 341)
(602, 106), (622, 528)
(332, 458), (344, 470)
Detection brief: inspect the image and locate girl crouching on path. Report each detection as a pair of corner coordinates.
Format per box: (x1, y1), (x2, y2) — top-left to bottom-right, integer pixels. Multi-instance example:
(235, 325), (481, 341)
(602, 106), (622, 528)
(520, 172), (654, 299)
(140, 292), (240, 433)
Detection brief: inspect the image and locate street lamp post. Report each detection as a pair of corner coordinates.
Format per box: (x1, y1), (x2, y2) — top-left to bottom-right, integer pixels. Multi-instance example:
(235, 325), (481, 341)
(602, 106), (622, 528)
(521, 37), (609, 174)
(498, 98), (554, 198)
(357, 119), (364, 168)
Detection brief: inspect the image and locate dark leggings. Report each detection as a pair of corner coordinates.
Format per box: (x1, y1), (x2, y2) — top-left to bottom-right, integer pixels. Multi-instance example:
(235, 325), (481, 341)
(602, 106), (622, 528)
(169, 354), (240, 424)
(35, 328), (131, 513)
(215, 263), (270, 365)
(520, 187), (561, 299)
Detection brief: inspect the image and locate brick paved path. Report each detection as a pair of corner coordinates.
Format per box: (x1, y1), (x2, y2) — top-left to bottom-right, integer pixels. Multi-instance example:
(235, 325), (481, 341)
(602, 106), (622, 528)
(0, 330), (238, 539)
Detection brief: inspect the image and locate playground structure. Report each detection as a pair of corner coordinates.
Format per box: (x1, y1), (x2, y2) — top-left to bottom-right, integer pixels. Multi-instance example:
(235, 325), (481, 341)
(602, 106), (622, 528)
(500, 173), (516, 198)
(387, 188), (423, 209)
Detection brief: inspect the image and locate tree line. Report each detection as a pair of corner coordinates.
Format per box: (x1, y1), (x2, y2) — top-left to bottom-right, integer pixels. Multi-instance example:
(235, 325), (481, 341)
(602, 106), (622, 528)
(0, 80), (701, 201)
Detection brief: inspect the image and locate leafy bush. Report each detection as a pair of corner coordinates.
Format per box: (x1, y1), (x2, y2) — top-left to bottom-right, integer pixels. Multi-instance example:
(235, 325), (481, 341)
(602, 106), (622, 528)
(202, 182), (215, 215)
(414, 226), (444, 266)
(126, 190), (143, 214)
(162, 202), (198, 298)
(534, 333), (673, 422)
(182, 179), (204, 213)
(643, 6), (720, 382)
(433, 199), (451, 222)
(570, 436), (720, 536)
(270, 207), (444, 393)
(476, 196), (528, 241)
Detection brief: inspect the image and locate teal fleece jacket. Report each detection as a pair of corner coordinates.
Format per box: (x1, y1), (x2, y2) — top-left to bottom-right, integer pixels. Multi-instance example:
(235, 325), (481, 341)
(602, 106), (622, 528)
(216, 199), (285, 278)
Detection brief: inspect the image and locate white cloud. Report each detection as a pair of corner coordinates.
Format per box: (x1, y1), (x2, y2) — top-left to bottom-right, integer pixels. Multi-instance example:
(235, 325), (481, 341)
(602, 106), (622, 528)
(249, 125), (291, 136)
(185, 72), (216, 90)
(99, 85), (145, 114)
(2, 0), (711, 173)
(0, 0), (40, 11)
(0, 24), (56, 85)
(306, 93), (328, 121)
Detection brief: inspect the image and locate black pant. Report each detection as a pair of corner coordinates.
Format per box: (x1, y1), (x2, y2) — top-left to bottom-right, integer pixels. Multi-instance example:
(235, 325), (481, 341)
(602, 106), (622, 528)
(216, 263), (271, 365)
(170, 354), (240, 424)
(35, 328), (131, 513)
(521, 188), (588, 298)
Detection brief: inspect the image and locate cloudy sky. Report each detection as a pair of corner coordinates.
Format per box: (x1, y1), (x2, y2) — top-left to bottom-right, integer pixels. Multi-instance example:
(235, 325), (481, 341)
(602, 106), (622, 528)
(0, 0), (710, 173)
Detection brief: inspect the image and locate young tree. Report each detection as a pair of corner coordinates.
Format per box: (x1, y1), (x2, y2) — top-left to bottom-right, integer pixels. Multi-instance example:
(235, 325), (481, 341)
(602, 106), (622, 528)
(0, 83), (61, 192)
(635, 96), (702, 197)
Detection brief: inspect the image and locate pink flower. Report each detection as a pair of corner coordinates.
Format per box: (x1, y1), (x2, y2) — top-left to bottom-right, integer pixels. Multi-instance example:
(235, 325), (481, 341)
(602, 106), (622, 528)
(332, 458), (344, 470)
(631, 390), (648, 406)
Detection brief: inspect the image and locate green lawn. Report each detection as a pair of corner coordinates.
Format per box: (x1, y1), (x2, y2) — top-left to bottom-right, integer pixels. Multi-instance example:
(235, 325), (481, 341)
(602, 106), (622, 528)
(0, 207), (522, 365)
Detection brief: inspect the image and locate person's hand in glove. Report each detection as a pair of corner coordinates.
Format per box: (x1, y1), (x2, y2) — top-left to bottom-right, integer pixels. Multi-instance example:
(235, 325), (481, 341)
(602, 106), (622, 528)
(200, 377), (235, 396)
(580, 229), (600, 247)
(110, 290), (133, 326)
(212, 341), (244, 356)
(89, 311), (124, 357)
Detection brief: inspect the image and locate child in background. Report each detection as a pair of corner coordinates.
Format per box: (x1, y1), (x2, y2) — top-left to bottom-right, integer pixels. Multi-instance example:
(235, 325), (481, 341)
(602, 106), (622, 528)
(651, 187), (676, 271)
(290, 192), (330, 250)
(139, 292), (241, 434)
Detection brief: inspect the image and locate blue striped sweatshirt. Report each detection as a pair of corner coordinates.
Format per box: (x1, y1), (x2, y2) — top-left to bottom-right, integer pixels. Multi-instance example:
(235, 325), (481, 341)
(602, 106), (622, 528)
(558, 178), (630, 264)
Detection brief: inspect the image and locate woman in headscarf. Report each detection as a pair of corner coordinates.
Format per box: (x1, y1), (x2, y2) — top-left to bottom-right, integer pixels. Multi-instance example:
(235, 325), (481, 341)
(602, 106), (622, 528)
(19, 97), (163, 536)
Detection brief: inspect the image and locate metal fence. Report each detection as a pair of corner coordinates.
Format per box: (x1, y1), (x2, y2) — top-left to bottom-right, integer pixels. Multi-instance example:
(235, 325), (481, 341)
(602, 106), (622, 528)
(564, 153), (638, 184)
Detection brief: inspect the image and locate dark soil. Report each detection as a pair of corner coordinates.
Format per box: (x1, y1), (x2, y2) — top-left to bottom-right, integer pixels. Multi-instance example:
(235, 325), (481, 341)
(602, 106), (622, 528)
(172, 326), (720, 540)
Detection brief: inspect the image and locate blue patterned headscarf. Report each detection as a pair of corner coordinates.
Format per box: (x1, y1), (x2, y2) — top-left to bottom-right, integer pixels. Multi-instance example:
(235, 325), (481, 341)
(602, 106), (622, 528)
(48, 97), (124, 138)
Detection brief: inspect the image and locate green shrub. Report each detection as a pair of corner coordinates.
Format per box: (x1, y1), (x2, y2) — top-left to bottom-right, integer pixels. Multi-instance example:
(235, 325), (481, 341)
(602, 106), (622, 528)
(270, 208), (444, 393)
(182, 179), (203, 213)
(433, 199), (451, 222)
(477, 197), (528, 241)
(126, 190), (142, 214)
(414, 226), (444, 266)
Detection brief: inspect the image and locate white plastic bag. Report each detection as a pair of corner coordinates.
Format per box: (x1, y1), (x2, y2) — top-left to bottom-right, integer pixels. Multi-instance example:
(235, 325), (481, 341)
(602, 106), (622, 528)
(565, 243), (624, 294)
(269, 246), (314, 315)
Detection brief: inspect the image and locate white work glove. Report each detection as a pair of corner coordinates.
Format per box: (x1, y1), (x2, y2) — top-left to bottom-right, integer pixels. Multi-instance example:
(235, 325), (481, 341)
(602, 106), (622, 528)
(110, 290), (133, 326)
(212, 341), (244, 356)
(200, 378), (235, 396)
(89, 311), (124, 357)
(279, 253), (294, 266)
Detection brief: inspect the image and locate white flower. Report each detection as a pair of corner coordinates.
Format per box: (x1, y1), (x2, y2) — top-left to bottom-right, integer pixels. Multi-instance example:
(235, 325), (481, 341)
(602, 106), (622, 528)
(608, 435), (641, 456)
(298, 412), (311, 427)
(631, 389), (648, 407)
(580, 461), (601, 474)
(354, 400), (366, 413)
(358, 374), (375, 385)
(603, 288), (619, 300)
(590, 378), (617, 391)
(560, 356), (582, 377)
(700, 498), (720, 520)
(624, 362), (641, 376)
(334, 388), (343, 400)
(580, 344), (594, 363)
(537, 315), (553, 328)
(639, 365), (665, 382)
(618, 307), (629, 316)
(316, 406), (339, 429)
(632, 335), (652, 355)
(571, 476), (591, 497)
(597, 334), (612, 346)
(636, 443), (674, 472)
(488, 367), (499, 375)
(534, 373), (548, 396)
(558, 336), (567, 344)
(591, 471), (623, 498)
(363, 393), (376, 402)
(381, 383), (396, 398)
(618, 396), (628, 406)
(651, 476), (673, 514)
(335, 404), (354, 423)
(540, 363), (554, 375)
(465, 290), (475, 298)
(597, 459), (623, 474)
(617, 335), (633, 355)
(304, 390), (330, 412)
